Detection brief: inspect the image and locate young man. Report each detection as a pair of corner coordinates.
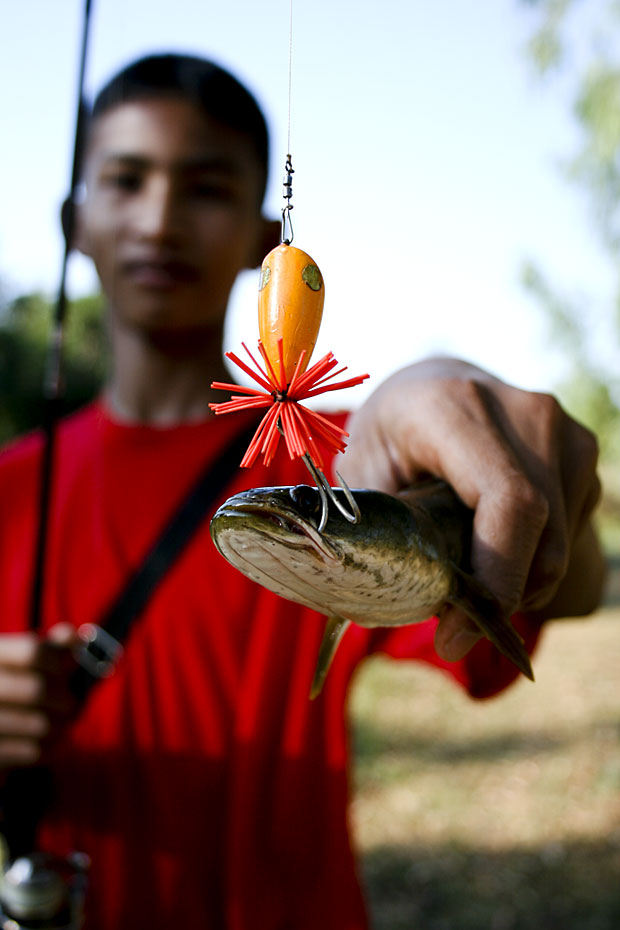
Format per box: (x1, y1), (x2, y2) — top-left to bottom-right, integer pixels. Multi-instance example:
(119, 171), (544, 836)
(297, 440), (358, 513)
(0, 55), (604, 929)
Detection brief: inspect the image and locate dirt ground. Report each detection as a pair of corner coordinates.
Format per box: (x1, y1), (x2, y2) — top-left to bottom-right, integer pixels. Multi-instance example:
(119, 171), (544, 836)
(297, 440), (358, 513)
(349, 605), (620, 930)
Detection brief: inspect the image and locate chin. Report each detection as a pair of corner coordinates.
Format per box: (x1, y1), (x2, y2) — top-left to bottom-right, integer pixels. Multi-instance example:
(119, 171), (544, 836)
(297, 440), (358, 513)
(113, 291), (225, 336)
(129, 317), (224, 353)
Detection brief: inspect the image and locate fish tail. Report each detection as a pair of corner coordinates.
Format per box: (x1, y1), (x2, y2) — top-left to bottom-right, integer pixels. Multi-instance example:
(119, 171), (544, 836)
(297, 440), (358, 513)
(452, 567), (535, 682)
(310, 617), (351, 699)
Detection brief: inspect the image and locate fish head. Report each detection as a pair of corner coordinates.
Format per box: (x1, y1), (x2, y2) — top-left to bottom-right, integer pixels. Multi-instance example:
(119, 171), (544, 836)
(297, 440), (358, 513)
(210, 484), (451, 625)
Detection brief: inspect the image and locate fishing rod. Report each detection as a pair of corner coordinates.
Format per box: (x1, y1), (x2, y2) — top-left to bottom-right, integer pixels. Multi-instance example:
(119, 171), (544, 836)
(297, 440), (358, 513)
(30, 0), (94, 633)
(0, 4), (95, 927)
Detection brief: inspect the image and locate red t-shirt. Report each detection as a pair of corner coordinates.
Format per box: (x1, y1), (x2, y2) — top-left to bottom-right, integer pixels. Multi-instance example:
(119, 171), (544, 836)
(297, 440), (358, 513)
(0, 401), (540, 929)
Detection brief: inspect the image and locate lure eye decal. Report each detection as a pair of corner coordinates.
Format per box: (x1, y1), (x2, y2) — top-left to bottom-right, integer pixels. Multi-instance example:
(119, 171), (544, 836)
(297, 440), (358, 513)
(301, 264), (323, 291)
(259, 265), (271, 291)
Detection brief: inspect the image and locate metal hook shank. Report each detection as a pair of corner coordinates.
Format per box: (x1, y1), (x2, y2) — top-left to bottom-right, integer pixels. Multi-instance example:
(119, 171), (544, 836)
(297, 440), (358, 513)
(281, 205), (294, 245)
(302, 455), (361, 532)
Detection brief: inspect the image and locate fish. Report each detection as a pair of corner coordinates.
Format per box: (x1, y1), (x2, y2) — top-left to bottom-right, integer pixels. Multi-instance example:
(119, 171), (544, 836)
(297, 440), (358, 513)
(209, 479), (534, 697)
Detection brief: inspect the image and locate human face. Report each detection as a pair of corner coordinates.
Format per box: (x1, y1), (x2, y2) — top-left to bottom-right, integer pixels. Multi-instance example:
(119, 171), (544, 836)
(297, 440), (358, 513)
(79, 98), (267, 335)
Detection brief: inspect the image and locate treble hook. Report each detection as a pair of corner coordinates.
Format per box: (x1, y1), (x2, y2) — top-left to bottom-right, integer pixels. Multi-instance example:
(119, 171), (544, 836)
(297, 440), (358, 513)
(302, 453), (361, 533)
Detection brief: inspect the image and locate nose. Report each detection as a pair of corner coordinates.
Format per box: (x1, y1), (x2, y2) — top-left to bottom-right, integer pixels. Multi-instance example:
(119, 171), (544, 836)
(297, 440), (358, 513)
(133, 174), (183, 243)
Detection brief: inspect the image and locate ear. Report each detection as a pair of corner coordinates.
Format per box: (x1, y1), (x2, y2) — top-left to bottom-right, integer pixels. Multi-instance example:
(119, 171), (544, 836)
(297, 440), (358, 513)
(246, 217), (281, 269)
(60, 195), (91, 256)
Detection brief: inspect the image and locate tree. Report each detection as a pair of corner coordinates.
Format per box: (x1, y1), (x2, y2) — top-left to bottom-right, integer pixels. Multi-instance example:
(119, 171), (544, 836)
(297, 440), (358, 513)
(521, 0), (620, 549)
(0, 291), (107, 443)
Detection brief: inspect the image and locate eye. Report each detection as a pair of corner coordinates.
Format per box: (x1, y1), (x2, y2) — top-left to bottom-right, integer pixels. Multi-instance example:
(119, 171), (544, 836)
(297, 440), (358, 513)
(188, 178), (236, 201)
(290, 484), (321, 519)
(103, 171), (142, 192)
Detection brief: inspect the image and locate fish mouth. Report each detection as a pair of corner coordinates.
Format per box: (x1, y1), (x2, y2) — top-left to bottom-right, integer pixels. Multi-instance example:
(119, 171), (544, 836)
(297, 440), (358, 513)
(218, 501), (339, 562)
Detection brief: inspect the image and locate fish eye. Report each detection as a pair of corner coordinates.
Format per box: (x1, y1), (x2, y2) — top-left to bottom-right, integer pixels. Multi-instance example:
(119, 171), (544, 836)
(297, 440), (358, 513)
(290, 484), (321, 519)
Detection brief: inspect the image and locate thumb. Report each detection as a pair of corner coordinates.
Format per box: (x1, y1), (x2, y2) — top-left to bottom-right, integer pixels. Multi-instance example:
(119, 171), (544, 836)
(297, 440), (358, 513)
(47, 622), (81, 647)
(37, 624), (82, 678)
(435, 606), (482, 661)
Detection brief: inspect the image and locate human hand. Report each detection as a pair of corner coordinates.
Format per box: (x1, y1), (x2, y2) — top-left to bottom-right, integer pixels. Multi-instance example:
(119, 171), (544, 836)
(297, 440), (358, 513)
(341, 357), (604, 662)
(0, 624), (80, 769)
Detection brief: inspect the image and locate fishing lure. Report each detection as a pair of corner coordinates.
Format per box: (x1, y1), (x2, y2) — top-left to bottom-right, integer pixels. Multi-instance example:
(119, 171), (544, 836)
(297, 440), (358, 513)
(210, 234), (368, 456)
(210, 24), (368, 527)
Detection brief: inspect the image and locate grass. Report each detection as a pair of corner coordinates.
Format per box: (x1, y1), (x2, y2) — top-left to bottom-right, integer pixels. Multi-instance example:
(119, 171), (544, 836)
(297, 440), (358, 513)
(349, 604), (620, 930)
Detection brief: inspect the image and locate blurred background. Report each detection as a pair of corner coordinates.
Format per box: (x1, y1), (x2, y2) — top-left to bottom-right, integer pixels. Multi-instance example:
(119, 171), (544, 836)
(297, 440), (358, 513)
(1, 1), (619, 926)
(1, 0), (619, 548)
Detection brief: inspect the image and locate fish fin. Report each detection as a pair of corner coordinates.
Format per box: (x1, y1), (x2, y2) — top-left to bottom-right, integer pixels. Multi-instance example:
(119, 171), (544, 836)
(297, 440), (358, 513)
(310, 617), (351, 700)
(450, 566), (535, 682)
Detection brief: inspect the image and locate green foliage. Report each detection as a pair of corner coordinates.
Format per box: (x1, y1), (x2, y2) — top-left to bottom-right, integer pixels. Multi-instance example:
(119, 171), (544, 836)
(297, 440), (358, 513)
(525, 0), (575, 74)
(572, 64), (620, 245)
(521, 261), (620, 457)
(521, 0), (620, 546)
(524, 0), (620, 246)
(0, 291), (108, 443)
(560, 370), (620, 459)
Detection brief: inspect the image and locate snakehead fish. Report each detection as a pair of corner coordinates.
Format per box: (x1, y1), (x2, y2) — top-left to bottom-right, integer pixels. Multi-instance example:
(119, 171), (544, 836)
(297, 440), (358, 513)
(210, 480), (534, 697)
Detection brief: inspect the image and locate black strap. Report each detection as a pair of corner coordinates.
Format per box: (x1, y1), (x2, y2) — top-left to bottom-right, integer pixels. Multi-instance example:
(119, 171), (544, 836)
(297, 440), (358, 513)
(71, 423), (254, 702)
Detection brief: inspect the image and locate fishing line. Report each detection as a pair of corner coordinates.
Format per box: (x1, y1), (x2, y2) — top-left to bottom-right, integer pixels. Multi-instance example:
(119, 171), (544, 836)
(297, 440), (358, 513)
(281, 0), (360, 526)
(281, 0), (295, 244)
(287, 0), (293, 156)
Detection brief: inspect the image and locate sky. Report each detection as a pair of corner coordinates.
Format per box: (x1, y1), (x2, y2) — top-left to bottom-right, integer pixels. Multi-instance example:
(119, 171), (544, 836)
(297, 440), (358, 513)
(1, 0), (614, 408)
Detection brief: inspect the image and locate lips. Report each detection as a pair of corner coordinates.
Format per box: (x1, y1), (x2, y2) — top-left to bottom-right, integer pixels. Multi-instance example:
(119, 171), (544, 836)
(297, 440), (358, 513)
(123, 257), (200, 289)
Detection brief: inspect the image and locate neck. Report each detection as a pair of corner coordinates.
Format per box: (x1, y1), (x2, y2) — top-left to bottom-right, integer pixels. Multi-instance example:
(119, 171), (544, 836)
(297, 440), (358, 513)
(105, 319), (233, 426)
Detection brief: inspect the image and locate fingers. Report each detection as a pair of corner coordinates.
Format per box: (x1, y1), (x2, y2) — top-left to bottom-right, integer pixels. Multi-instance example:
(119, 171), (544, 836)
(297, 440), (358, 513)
(431, 466), (548, 662)
(434, 607), (482, 661)
(412, 379), (550, 618)
(0, 708), (51, 767)
(0, 666), (74, 714)
(487, 394), (600, 615)
(0, 627), (79, 769)
(0, 625), (79, 674)
(469, 469), (550, 617)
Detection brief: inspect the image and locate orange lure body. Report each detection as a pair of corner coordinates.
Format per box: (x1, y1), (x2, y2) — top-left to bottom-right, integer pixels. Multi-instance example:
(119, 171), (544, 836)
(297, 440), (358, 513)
(210, 239), (368, 469)
(258, 243), (325, 384)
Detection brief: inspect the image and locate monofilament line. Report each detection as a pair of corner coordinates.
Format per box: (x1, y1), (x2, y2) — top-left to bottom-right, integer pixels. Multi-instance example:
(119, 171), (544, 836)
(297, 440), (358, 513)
(287, 0), (293, 154)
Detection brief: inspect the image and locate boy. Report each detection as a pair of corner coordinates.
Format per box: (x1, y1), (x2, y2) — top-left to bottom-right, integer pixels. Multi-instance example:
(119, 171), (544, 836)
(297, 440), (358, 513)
(0, 55), (604, 928)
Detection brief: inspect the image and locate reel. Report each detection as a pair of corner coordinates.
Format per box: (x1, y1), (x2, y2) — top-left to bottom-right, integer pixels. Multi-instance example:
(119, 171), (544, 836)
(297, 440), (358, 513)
(0, 852), (89, 930)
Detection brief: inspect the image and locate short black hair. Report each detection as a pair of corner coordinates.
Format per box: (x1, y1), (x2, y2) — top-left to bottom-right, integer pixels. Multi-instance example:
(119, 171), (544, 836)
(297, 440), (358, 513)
(90, 53), (270, 202)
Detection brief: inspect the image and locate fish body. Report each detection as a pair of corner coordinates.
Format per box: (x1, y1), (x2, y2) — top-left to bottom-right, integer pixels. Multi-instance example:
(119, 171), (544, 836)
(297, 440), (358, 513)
(210, 481), (534, 694)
